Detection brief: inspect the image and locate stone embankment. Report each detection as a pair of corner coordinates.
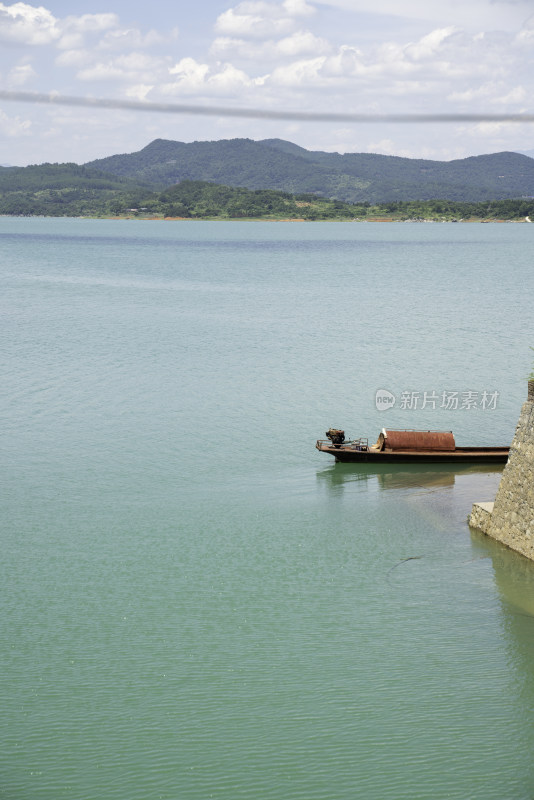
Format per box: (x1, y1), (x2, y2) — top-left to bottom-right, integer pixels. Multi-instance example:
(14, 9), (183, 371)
(469, 381), (534, 559)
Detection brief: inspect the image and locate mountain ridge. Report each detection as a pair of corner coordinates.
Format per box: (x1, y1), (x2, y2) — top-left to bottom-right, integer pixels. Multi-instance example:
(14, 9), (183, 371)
(85, 138), (534, 203)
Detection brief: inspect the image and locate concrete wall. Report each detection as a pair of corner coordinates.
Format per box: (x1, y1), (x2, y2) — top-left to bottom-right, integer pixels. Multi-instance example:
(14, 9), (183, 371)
(469, 501), (494, 535)
(469, 382), (534, 559)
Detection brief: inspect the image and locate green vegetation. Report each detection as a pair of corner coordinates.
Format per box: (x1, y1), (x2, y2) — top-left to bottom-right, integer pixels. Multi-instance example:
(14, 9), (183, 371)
(0, 163), (151, 217)
(1, 163), (534, 221)
(149, 182), (362, 219)
(360, 198), (534, 221)
(86, 137), (534, 204)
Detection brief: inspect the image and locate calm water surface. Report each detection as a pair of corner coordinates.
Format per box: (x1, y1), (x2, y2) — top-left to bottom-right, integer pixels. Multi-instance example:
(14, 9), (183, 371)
(2, 218), (534, 799)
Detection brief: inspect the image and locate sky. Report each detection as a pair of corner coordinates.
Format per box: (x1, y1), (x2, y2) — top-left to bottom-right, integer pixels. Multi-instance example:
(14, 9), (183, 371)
(0, 0), (533, 165)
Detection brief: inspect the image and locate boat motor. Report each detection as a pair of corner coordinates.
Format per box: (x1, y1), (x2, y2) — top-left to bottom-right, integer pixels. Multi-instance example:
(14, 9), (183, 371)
(326, 428), (345, 447)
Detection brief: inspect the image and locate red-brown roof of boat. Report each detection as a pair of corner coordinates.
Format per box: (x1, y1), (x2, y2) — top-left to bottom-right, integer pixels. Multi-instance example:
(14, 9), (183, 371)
(384, 430), (455, 451)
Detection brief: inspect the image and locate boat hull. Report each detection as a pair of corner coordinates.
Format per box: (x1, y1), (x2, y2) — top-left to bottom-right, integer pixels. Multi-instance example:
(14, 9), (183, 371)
(316, 443), (509, 464)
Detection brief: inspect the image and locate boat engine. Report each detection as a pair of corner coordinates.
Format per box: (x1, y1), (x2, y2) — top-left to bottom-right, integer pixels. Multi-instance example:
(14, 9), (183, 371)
(326, 428), (345, 447)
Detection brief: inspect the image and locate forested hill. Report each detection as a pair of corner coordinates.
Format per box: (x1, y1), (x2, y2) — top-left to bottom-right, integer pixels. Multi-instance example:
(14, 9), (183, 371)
(0, 163), (149, 216)
(85, 138), (534, 203)
(1, 166), (534, 219)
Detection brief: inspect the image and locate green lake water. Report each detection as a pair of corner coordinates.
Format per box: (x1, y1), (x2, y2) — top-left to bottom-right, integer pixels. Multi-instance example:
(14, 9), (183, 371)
(2, 218), (534, 799)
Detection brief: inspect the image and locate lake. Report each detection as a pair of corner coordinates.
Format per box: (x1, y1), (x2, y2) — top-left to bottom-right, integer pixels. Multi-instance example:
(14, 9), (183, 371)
(2, 217), (534, 800)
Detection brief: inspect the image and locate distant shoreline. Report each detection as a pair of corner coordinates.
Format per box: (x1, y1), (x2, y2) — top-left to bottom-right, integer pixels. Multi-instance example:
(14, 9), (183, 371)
(62, 216), (534, 223)
(1, 214), (532, 223)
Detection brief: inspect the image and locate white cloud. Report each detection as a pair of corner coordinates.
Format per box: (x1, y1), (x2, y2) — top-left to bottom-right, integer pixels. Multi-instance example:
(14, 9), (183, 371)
(277, 30), (329, 56)
(7, 62), (36, 85)
(55, 48), (92, 68)
(0, 4), (118, 49)
(168, 57), (210, 88)
(99, 26), (177, 51)
(0, 4), (172, 54)
(55, 13), (119, 50)
(0, 0), (533, 163)
(208, 63), (257, 91)
(0, 2), (59, 44)
(321, 46), (365, 77)
(365, 138), (405, 156)
(516, 14), (534, 42)
(496, 85), (527, 104)
(404, 26), (459, 60)
(316, 0), (533, 32)
(163, 57), (262, 96)
(125, 83), (153, 101)
(77, 52), (164, 83)
(269, 56), (327, 86)
(282, 0), (315, 16)
(448, 81), (527, 106)
(215, 0), (315, 40)
(265, 28), (470, 89)
(211, 29), (330, 60)
(55, 32), (83, 50)
(215, 7), (295, 39)
(462, 120), (520, 139)
(448, 82), (498, 103)
(0, 107), (32, 136)
(62, 13), (118, 34)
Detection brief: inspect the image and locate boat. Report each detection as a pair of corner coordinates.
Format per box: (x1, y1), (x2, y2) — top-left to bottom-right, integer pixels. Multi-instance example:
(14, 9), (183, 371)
(316, 428), (510, 464)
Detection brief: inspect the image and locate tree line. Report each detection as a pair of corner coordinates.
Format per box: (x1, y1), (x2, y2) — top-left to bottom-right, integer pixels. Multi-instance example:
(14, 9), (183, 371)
(1, 166), (533, 220)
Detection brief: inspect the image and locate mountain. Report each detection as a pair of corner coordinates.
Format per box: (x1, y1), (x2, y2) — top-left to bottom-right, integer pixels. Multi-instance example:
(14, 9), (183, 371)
(86, 138), (344, 197)
(1, 163), (533, 219)
(85, 138), (534, 203)
(0, 163), (149, 216)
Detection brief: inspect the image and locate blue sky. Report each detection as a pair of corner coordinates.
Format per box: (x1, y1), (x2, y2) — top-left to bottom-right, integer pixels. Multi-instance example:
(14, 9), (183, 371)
(0, 0), (533, 165)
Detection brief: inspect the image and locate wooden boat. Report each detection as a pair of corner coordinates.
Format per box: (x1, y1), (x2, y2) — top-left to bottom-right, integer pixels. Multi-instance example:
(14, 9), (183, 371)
(316, 428), (510, 464)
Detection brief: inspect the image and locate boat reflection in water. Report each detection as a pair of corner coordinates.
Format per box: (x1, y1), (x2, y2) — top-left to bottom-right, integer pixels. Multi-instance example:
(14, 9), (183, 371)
(316, 461), (505, 494)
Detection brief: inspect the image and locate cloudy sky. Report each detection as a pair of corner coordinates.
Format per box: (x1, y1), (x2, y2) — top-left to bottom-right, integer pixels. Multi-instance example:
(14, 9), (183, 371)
(0, 0), (533, 165)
